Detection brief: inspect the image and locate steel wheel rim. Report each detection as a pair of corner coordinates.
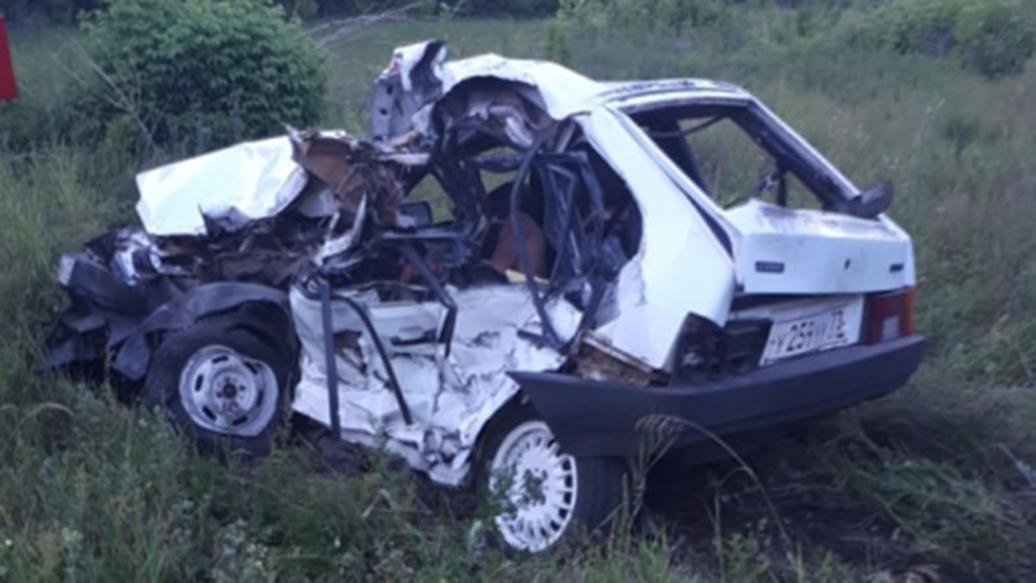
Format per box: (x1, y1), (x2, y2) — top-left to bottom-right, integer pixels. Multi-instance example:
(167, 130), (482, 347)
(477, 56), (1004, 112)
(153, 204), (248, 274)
(488, 420), (577, 552)
(178, 345), (279, 438)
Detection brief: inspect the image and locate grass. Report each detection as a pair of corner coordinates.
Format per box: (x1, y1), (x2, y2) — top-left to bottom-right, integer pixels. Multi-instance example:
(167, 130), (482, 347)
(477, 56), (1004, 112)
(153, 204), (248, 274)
(2, 5), (1036, 582)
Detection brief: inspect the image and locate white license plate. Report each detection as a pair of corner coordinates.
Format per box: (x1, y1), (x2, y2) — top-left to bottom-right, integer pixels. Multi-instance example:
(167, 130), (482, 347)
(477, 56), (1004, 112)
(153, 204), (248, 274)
(760, 306), (853, 365)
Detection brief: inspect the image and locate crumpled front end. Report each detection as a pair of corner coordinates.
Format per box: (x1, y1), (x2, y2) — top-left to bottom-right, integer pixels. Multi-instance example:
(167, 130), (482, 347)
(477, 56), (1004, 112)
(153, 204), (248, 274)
(44, 127), (428, 383)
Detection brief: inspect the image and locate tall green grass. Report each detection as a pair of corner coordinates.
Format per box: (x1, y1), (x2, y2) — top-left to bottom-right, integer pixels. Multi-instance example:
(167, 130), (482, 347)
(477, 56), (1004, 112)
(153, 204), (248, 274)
(1, 10), (1034, 582)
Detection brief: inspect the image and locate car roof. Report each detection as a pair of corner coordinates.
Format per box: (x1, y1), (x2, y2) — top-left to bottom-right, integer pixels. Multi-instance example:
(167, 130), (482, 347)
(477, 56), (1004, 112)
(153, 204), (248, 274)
(440, 53), (751, 119)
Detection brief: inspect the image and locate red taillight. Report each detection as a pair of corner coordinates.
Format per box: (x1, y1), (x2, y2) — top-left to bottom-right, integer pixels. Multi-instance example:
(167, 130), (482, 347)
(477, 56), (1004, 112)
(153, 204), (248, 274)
(865, 288), (915, 344)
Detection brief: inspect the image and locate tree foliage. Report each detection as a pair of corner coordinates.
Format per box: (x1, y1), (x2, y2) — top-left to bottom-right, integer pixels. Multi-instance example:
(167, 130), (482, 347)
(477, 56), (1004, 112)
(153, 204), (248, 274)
(274, 0), (560, 19)
(954, 1), (1036, 79)
(81, 0), (326, 152)
(865, 0), (1035, 79)
(0, 0), (99, 23)
(544, 0), (1035, 80)
(465, 0), (559, 17)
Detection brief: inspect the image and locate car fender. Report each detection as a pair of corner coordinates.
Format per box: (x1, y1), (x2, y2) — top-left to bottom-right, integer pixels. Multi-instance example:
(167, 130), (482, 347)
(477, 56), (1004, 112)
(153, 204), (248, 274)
(112, 282), (296, 382)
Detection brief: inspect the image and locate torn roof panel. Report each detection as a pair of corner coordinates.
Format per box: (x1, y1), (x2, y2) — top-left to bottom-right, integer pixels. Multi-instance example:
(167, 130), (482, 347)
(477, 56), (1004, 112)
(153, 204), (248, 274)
(576, 107), (737, 367)
(435, 48), (749, 120)
(376, 41), (754, 148)
(135, 136), (307, 237)
(440, 53), (607, 120)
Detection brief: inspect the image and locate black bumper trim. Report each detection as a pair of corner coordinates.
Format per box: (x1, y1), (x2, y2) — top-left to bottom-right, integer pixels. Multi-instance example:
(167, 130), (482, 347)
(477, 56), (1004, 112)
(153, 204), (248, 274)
(510, 335), (925, 457)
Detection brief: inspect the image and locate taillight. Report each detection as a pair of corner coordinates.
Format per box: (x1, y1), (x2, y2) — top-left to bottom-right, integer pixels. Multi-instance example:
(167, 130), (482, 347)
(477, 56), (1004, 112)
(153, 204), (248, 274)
(864, 288), (915, 344)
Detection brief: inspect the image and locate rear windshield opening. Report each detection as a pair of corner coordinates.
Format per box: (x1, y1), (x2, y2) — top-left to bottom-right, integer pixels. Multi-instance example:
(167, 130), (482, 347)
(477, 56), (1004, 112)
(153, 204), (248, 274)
(630, 104), (851, 211)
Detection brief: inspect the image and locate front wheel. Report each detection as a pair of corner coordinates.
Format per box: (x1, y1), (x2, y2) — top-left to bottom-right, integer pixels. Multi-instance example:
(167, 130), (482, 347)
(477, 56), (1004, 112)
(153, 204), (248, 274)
(142, 318), (292, 458)
(481, 409), (630, 553)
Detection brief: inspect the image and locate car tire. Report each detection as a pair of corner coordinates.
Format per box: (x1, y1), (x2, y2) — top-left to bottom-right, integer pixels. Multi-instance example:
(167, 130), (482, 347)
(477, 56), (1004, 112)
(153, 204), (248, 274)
(479, 405), (631, 554)
(142, 317), (292, 458)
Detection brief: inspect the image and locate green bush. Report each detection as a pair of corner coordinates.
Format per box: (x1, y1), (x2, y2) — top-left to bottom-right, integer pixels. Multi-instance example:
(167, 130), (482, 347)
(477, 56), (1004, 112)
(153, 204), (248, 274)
(277, 0), (319, 20)
(547, 0), (726, 40)
(955, 1), (1036, 79)
(0, 0), (99, 23)
(81, 0), (326, 152)
(871, 0), (961, 57)
(466, 0), (559, 17)
(304, 0), (557, 19)
(308, 0), (418, 17)
(858, 0), (1035, 79)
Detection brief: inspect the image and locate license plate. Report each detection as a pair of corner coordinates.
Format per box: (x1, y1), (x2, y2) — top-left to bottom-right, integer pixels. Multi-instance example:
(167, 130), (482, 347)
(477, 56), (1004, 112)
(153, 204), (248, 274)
(760, 306), (852, 365)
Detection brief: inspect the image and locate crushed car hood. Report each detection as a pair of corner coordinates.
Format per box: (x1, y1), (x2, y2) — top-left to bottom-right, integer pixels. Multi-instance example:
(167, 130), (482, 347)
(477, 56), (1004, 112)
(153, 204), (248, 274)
(136, 136), (307, 237)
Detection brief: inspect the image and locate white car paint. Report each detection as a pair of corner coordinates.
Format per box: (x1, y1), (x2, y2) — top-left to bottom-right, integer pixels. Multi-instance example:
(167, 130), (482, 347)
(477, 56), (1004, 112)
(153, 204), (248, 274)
(126, 42), (917, 488)
(385, 40), (607, 120)
(290, 281), (583, 486)
(392, 42), (913, 360)
(291, 43), (915, 488)
(136, 136), (306, 236)
(725, 200), (916, 294)
(575, 107), (737, 368)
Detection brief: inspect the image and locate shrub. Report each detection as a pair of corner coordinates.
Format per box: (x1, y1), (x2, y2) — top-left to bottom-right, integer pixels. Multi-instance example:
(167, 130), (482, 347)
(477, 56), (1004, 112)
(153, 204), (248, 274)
(871, 0), (962, 57)
(0, 0), (99, 23)
(547, 0), (726, 41)
(81, 0), (326, 152)
(858, 0), (1035, 79)
(466, 0), (559, 18)
(307, 0), (418, 17)
(277, 0), (318, 20)
(955, 1), (1036, 79)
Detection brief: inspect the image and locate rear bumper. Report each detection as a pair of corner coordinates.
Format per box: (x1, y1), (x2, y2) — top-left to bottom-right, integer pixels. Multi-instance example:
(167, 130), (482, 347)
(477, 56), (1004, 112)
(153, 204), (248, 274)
(510, 335), (925, 457)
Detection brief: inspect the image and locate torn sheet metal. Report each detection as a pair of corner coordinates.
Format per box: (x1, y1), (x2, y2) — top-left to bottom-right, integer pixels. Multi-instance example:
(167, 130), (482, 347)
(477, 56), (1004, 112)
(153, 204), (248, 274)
(368, 41), (738, 370)
(373, 40), (607, 141)
(45, 40), (922, 497)
(289, 129), (408, 227)
(290, 283), (581, 486)
(573, 331), (659, 386)
(132, 129), (423, 288)
(440, 54), (604, 121)
(136, 136), (307, 237)
(371, 40), (449, 140)
(48, 127), (420, 374)
(574, 107), (737, 370)
(432, 83), (555, 149)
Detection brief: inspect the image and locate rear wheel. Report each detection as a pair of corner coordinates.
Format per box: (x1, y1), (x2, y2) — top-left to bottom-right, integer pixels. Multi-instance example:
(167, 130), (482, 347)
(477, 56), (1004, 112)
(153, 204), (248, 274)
(481, 408), (630, 553)
(143, 318), (292, 458)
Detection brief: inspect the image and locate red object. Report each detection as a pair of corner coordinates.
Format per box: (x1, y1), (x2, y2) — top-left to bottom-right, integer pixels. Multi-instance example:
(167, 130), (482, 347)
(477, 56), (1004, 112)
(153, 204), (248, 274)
(864, 288), (916, 344)
(0, 15), (17, 101)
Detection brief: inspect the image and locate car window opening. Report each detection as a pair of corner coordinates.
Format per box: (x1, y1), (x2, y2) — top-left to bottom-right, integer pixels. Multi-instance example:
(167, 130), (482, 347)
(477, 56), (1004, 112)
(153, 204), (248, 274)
(630, 104), (850, 211)
(306, 97), (643, 355)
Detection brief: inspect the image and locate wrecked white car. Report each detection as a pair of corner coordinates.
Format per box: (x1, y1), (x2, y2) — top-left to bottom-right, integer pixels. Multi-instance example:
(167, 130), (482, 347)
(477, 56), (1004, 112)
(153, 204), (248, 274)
(45, 41), (925, 553)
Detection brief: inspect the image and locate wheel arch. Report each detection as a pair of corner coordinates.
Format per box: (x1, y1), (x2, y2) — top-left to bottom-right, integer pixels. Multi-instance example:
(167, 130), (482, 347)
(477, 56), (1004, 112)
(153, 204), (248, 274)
(112, 282), (297, 384)
(450, 386), (530, 488)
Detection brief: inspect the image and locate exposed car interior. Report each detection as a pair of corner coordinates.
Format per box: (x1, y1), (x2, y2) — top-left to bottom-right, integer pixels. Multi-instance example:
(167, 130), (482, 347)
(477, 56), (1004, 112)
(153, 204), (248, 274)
(629, 102), (891, 216)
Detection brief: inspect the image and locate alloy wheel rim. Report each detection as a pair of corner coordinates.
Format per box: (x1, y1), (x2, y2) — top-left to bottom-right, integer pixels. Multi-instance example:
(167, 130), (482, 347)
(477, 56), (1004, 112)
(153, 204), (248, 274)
(489, 420), (578, 552)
